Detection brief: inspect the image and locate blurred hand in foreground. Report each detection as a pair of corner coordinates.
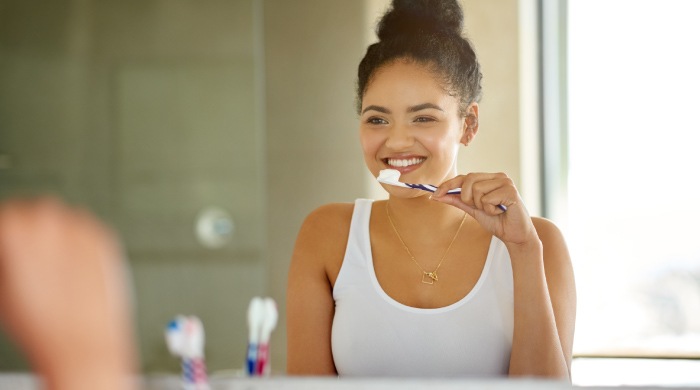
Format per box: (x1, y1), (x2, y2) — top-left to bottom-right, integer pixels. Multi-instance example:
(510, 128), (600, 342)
(0, 198), (137, 390)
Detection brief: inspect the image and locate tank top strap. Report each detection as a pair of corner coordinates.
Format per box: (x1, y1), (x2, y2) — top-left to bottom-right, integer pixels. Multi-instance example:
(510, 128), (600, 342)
(333, 199), (374, 294)
(347, 198), (373, 261)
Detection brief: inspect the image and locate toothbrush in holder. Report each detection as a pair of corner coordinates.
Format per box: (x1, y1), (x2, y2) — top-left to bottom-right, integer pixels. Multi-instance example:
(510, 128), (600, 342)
(184, 316), (208, 390)
(165, 316), (209, 390)
(246, 297), (265, 376)
(377, 169), (507, 212)
(255, 298), (278, 376)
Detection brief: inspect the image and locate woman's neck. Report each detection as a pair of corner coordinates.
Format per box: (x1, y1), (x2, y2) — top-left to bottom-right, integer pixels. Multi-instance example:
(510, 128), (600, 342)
(385, 194), (468, 231)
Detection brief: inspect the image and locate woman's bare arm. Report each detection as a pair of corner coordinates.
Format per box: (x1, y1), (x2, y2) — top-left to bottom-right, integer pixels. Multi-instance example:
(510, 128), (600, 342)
(286, 204), (352, 375)
(507, 217), (576, 379)
(433, 173), (575, 379)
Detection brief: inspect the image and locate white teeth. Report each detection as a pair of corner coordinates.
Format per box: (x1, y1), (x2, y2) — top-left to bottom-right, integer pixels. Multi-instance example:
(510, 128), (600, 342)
(387, 158), (424, 168)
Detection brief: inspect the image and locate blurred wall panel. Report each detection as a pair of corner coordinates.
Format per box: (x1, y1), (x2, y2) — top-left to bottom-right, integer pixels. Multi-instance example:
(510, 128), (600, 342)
(0, 0), (267, 372)
(263, 0), (369, 372)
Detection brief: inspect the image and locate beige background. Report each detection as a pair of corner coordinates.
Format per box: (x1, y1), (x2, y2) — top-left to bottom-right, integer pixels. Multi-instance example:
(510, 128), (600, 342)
(0, 0), (536, 373)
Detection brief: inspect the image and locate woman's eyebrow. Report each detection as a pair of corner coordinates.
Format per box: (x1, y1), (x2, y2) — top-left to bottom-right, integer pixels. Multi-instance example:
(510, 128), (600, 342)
(362, 103), (443, 115)
(361, 105), (390, 115)
(408, 103), (443, 112)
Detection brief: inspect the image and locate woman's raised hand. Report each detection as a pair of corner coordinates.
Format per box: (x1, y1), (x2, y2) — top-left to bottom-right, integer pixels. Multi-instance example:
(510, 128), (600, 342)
(0, 198), (137, 390)
(431, 172), (538, 246)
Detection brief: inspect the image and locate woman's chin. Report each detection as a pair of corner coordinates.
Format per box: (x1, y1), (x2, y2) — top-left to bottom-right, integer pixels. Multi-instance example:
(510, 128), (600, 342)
(383, 185), (428, 199)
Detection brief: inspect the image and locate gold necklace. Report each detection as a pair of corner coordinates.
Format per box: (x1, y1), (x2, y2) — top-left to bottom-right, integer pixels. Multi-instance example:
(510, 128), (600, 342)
(385, 202), (467, 285)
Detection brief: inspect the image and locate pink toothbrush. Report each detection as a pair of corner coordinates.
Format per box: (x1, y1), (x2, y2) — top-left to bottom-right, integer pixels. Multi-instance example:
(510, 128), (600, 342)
(255, 298), (278, 376)
(165, 315), (209, 390)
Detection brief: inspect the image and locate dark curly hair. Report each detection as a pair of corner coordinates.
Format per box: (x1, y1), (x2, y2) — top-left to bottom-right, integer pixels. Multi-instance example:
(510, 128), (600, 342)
(356, 0), (483, 117)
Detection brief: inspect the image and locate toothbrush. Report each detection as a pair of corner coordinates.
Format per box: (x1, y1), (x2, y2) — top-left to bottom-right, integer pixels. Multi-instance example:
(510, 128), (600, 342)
(183, 316), (208, 390)
(255, 298), (278, 376)
(246, 297), (265, 376)
(165, 315), (187, 357)
(377, 169), (507, 212)
(165, 316), (209, 390)
(377, 169), (462, 194)
(165, 315), (191, 387)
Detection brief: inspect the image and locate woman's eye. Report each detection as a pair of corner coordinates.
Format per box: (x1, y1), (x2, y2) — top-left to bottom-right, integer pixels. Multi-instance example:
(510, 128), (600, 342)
(414, 116), (435, 123)
(366, 117), (388, 125)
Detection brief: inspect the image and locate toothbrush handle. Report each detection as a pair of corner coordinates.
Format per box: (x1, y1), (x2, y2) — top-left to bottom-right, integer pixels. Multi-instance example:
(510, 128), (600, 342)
(421, 185), (506, 210)
(246, 342), (258, 376)
(406, 183), (461, 194)
(256, 343), (269, 376)
(193, 358), (209, 390)
(182, 358), (194, 386)
(183, 357), (210, 389)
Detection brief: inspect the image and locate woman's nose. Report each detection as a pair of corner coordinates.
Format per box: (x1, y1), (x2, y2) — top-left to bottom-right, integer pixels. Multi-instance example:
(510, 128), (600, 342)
(385, 124), (414, 150)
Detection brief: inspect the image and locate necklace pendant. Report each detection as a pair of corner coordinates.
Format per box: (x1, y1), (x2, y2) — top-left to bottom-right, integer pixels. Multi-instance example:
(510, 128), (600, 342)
(422, 272), (438, 285)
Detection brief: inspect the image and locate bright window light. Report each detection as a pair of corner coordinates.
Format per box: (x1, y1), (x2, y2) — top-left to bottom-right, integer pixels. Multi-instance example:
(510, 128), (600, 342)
(567, 0), (700, 359)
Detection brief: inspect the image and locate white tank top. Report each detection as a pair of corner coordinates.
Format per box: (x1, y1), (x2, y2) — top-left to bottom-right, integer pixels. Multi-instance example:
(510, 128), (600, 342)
(331, 199), (514, 377)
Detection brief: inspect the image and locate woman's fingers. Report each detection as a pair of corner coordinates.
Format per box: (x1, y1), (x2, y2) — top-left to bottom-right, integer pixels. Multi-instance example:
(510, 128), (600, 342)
(433, 173), (512, 214)
(433, 173), (538, 245)
(432, 193), (477, 217)
(479, 185), (515, 215)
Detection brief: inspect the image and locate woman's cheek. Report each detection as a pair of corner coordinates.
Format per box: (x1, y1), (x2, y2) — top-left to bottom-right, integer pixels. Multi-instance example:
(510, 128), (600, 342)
(360, 130), (383, 155)
(359, 132), (382, 173)
(422, 132), (453, 154)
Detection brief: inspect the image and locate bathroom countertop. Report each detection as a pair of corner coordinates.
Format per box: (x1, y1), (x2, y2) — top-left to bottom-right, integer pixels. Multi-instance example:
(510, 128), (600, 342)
(1, 373), (699, 390)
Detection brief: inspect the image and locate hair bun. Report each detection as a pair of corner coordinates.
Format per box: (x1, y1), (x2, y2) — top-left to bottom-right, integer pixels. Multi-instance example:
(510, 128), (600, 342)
(377, 0), (464, 40)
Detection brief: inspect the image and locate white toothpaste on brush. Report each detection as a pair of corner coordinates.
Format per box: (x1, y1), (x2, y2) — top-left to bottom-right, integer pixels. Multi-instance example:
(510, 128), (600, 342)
(377, 169), (403, 187)
(376, 169), (460, 194)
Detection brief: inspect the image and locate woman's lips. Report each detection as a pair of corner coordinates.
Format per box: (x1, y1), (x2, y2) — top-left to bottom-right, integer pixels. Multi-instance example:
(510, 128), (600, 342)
(383, 157), (426, 174)
(384, 157), (426, 168)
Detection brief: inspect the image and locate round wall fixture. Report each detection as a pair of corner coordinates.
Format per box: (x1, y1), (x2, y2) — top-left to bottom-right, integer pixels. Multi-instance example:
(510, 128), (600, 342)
(195, 207), (234, 249)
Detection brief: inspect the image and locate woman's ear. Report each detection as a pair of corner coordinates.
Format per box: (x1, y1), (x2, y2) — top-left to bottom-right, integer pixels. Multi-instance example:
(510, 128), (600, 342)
(460, 103), (479, 146)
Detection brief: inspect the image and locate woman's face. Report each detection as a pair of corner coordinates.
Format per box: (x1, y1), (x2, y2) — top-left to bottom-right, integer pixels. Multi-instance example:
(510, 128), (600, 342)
(359, 60), (477, 196)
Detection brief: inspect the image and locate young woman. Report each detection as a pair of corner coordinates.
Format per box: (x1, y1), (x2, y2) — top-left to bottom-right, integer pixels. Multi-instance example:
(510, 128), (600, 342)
(287, 0), (575, 379)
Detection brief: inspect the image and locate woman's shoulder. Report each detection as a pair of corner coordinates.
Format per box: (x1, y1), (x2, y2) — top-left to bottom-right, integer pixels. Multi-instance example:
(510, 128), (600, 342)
(292, 202), (357, 283)
(301, 202), (356, 232)
(294, 202), (357, 256)
(530, 216), (572, 269)
(530, 216), (565, 243)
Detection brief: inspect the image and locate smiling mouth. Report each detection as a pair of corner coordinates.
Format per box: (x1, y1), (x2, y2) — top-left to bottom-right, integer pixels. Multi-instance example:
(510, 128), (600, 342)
(383, 157), (426, 168)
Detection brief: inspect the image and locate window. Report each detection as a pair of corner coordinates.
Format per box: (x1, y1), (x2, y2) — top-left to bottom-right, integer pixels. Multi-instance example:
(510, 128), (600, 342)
(545, 0), (700, 385)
